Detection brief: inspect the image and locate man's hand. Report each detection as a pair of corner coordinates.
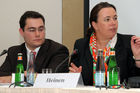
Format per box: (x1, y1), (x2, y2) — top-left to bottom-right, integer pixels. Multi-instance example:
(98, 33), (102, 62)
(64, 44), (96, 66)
(0, 76), (11, 83)
(0, 71), (27, 83)
(69, 63), (82, 73)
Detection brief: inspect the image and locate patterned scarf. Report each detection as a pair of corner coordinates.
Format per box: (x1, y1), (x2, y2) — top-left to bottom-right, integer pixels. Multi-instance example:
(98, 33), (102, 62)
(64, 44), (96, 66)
(89, 33), (112, 86)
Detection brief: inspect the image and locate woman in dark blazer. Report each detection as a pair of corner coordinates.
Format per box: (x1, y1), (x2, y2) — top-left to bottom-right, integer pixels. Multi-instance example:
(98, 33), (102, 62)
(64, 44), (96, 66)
(69, 2), (140, 86)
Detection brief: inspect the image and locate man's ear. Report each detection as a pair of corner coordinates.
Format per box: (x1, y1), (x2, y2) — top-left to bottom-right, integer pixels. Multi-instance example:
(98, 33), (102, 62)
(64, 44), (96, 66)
(19, 28), (24, 37)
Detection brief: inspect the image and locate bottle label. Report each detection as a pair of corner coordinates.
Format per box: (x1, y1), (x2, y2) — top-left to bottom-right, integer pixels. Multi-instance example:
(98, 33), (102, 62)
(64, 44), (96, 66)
(15, 73), (24, 86)
(107, 71), (109, 86)
(15, 73), (24, 82)
(95, 72), (105, 87)
(110, 51), (115, 55)
(20, 73), (24, 86)
(18, 56), (22, 60)
(21, 73), (24, 81)
(108, 70), (118, 86)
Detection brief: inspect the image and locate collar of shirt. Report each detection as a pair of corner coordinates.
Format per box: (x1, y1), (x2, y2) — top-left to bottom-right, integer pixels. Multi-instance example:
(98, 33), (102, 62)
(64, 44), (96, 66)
(25, 44), (40, 63)
(106, 34), (117, 48)
(110, 34), (117, 48)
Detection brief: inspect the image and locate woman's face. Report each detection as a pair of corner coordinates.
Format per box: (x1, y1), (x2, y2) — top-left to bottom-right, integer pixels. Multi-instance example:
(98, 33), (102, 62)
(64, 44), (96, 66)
(92, 7), (118, 39)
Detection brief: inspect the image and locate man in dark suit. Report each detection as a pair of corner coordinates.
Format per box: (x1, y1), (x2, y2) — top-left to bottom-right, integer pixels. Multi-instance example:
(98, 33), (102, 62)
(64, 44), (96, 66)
(0, 11), (69, 83)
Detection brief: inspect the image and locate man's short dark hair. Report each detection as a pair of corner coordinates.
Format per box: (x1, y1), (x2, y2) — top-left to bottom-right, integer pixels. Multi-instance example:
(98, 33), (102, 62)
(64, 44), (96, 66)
(19, 11), (45, 31)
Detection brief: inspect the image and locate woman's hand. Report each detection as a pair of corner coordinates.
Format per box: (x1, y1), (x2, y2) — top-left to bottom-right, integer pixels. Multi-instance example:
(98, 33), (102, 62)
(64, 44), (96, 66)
(69, 63), (82, 73)
(131, 36), (140, 58)
(131, 36), (140, 67)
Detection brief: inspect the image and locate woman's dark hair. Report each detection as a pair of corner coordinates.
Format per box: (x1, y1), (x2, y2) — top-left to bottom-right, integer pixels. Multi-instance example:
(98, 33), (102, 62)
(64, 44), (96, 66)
(86, 2), (116, 37)
(19, 11), (45, 31)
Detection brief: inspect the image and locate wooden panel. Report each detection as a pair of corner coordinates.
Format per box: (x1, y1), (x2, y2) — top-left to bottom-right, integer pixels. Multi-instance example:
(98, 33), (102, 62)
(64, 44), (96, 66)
(62, 0), (84, 53)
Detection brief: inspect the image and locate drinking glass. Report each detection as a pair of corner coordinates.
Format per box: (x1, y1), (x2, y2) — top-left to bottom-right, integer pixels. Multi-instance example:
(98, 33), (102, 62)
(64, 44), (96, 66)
(42, 68), (52, 74)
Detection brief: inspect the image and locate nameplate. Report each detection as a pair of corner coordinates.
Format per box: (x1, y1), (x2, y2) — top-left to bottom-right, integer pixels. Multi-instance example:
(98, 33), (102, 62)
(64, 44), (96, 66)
(33, 73), (83, 88)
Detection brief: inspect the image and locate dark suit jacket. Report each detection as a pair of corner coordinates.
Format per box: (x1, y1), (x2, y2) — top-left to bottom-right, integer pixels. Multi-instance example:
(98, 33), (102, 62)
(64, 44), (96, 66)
(0, 39), (69, 76)
(71, 33), (140, 85)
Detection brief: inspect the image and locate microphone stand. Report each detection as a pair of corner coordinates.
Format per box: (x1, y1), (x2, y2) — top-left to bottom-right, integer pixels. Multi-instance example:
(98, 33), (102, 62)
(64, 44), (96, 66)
(54, 49), (78, 73)
(54, 56), (70, 73)
(9, 81), (33, 88)
(0, 49), (7, 57)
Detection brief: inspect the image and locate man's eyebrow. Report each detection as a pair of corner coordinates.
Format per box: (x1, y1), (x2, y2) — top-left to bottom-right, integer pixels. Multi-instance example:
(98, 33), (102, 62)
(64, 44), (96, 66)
(114, 15), (118, 17)
(104, 16), (110, 18)
(39, 26), (45, 28)
(28, 27), (36, 29)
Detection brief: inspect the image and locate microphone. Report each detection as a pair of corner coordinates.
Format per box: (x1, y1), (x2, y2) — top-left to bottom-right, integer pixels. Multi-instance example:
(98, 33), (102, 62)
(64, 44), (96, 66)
(0, 49), (8, 56)
(55, 49), (78, 73)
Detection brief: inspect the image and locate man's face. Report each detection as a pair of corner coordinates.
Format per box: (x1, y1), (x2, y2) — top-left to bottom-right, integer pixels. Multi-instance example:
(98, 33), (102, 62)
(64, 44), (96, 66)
(20, 18), (45, 50)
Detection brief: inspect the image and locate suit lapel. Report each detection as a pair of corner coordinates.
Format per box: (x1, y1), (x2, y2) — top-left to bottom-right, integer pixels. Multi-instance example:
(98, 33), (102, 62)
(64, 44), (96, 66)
(115, 34), (122, 67)
(34, 40), (49, 72)
(20, 43), (27, 70)
(85, 47), (93, 67)
(84, 38), (93, 73)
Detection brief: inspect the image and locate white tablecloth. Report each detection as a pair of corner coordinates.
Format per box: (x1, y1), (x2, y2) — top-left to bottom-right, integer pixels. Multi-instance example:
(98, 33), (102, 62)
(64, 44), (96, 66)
(0, 85), (140, 93)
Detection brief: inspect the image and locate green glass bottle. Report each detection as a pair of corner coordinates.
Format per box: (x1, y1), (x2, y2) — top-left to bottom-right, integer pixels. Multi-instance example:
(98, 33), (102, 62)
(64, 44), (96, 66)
(107, 48), (118, 87)
(15, 53), (24, 87)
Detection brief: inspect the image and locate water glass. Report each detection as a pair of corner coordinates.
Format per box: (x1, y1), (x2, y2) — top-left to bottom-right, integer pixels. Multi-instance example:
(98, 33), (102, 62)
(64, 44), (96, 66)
(42, 68), (52, 73)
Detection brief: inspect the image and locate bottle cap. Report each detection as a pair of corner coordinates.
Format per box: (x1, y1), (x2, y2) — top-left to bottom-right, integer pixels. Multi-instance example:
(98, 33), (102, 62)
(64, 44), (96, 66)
(110, 51), (115, 55)
(17, 53), (22, 60)
(18, 53), (22, 55)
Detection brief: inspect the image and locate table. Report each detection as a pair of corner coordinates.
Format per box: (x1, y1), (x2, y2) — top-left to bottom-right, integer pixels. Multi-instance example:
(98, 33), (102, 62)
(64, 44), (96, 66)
(0, 86), (140, 93)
